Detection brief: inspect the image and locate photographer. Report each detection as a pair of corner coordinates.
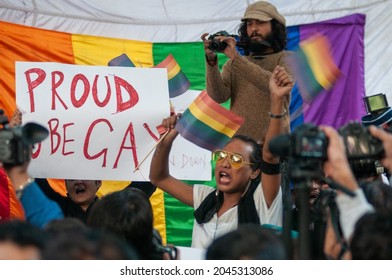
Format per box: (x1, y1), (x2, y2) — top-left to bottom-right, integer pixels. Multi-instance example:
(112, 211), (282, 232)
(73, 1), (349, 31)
(320, 126), (374, 253)
(201, 1), (292, 145)
(0, 109), (63, 227)
(359, 93), (392, 183)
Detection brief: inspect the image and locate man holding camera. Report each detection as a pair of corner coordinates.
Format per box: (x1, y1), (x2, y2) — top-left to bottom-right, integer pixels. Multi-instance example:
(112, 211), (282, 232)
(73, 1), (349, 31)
(201, 1), (292, 145)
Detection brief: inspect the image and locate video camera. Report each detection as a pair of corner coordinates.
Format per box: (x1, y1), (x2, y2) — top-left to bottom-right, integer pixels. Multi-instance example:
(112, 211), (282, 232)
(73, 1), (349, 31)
(0, 109), (48, 166)
(269, 122), (385, 164)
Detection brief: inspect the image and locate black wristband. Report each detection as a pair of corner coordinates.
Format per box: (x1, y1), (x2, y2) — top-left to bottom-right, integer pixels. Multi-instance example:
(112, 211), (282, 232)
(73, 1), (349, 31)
(260, 159), (281, 175)
(205, 55), (217, 66)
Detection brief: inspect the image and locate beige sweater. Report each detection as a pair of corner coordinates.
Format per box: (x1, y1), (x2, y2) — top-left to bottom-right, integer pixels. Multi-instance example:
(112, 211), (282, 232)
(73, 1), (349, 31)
(206, 51), (292, 144)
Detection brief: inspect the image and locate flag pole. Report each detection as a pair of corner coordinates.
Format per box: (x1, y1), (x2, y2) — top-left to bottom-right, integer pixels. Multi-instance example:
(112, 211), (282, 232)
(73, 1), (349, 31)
(133, 130), (169, 172)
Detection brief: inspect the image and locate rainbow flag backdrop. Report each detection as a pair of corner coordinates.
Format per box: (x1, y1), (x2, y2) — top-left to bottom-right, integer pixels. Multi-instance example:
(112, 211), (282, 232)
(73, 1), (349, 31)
(0, 13), (366, 246)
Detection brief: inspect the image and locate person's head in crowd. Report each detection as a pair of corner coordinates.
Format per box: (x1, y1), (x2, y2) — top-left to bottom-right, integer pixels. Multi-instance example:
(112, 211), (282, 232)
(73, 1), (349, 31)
(87, 188), (162, 259)
(238, 1), (287, 54)
(0, 220), (47, 259)
(65, 179), (101, 211)
(44, 217), (88, 237)
(42, 227), (139, 260)
(292, 176), (329, 212)
(359, 180), (392, 214)
(205, 224), (286, 260)
(350, 212), (392, 259)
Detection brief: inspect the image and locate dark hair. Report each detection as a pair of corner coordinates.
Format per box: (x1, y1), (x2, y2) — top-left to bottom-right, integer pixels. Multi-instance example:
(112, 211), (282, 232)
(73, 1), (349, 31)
(206, 224), (286, 260)
(44, 217), (87, 237)
(350, 212), (392, 259)
(42, 228), (139, 260)
(87, 188), (156, 259)
(238, 19), (287, 53)
(229, 135), (262, 172)
(360, 180), (392, 214)
(0, 220), (47, 251)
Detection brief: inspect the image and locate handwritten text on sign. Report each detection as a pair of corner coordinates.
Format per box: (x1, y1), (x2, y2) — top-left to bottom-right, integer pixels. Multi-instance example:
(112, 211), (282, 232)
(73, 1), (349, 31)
(16, 62), (211, 181)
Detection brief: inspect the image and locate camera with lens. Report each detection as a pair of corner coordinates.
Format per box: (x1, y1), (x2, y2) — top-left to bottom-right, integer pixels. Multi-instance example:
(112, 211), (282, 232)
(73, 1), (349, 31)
(339, 122), (386, 178)
(270, 122), (385, 163)
(269, 123), (329, 162)
(0, 109), (48, 166)
(338, 122), (385, 160)
(291, 123), (328, 160)
(208, 30), (235, 52)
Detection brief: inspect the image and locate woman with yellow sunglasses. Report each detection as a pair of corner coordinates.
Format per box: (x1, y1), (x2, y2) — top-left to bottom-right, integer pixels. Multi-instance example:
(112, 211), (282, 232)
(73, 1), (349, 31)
(150, 65), (293, 249)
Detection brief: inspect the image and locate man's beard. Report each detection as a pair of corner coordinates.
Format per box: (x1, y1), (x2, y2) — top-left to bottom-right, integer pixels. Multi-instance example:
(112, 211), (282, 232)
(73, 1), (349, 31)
(248, 32), (274, 54)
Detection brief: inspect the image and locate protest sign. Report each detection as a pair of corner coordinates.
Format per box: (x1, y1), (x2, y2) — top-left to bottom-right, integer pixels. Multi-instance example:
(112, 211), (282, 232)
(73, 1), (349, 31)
(16, 62), (211, 181)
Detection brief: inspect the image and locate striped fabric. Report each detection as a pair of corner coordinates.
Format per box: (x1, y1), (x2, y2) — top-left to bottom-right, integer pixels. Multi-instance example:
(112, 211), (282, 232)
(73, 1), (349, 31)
(289, 34), (342, 102)
(154, 54), (190, 98)
(175, 91), (244, 151)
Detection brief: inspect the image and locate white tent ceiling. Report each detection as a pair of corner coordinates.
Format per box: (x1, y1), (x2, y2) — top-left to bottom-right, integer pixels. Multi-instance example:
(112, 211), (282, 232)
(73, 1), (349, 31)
(1, 0), (392, 103)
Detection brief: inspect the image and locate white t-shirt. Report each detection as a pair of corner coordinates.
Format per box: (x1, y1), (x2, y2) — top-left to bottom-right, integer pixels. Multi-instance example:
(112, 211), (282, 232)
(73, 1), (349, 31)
(191, 183), (283, 249)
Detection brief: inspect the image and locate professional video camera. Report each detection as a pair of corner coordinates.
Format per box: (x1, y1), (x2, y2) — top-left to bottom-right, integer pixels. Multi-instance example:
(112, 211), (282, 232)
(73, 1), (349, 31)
(270, 122), (383, 259)
(270, 122), (384, 163)
(0, 109), (48, 166)
(207, 30), (272, 53)
(359, 93), (391, 178)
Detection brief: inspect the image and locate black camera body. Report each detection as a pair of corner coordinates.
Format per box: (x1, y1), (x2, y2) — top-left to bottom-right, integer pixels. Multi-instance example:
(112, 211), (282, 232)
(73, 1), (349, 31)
(291, 123), (328, 160)
(270, 122), (385, 163)
(0, 109), (49, 166)
(339, 122), (385, 160)
(0, 128), (31, 165)
(339, 122), (386, 178)
(208, 30), (234, 52)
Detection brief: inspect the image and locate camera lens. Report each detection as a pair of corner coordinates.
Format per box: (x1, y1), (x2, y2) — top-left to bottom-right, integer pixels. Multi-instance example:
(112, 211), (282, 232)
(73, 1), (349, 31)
(208, 39), (227, 52)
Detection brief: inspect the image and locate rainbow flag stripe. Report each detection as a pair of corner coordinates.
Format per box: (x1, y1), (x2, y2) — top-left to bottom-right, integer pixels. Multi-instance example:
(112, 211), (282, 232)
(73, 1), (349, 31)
(290, 34), (342, 101)
(175, 91), (244, 151)
(155, 54), (190, 98)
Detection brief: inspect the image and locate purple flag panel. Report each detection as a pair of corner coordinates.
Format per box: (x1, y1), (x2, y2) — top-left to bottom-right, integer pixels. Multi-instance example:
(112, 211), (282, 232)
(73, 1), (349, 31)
(300, 14), (366, 129)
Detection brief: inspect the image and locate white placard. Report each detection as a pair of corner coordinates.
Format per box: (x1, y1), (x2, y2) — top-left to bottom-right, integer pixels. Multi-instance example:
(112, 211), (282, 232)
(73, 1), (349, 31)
(16, 62), (211, 181)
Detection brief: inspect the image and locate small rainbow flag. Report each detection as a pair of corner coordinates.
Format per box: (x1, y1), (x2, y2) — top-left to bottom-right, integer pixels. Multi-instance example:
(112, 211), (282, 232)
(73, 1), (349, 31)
(175, 90), (244, 151)
(288, 33), (342, 102)
(108, 53), (135, 67)
(154, 54), (190, 98)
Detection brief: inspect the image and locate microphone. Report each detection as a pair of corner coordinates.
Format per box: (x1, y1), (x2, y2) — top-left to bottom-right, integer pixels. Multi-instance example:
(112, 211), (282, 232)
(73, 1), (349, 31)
(268, 134), (291, 158)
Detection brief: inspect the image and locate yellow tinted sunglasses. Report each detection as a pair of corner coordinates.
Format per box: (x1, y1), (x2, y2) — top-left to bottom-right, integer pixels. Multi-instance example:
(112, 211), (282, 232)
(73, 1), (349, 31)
(213, 150), (253, 169)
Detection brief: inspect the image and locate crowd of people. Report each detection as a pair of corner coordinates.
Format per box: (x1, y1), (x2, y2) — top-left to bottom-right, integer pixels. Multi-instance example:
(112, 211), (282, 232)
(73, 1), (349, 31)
(1, 1), (392, 260)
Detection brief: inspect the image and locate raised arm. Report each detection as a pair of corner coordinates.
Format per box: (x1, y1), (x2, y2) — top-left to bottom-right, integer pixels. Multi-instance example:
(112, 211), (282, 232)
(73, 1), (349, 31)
(149, 114), (194, 206)
(262, 66), (293, 207)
